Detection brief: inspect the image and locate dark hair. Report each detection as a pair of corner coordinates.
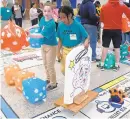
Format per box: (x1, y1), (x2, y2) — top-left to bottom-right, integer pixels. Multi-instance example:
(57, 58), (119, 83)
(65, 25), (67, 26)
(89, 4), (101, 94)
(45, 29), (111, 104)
(58, 6), (74, 18)
(31, 3), (35, 8)
(95, 1), (101, 5)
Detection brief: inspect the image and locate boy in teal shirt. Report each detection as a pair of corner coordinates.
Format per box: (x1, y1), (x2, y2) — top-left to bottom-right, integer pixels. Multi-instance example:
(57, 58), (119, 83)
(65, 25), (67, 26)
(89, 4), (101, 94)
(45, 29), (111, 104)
(26, 3), (58, 91)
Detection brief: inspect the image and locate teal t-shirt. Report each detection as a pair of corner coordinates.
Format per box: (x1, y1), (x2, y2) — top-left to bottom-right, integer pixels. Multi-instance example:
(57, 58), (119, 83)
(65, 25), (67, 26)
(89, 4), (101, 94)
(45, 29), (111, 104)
(57, 20), (88, 47)
(1, 7), (12, 20)
(39, 17), (57, 46)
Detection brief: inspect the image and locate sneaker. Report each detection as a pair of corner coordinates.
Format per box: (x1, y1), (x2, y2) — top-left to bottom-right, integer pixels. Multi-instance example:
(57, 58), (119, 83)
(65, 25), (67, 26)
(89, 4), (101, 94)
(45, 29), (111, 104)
(47, 83), (57, 91)
(100, 66), (105, 71)
(97, 64), (105, 71)
(92, 59), (101, 63)
(113, 66), (120, 71)
(96, 58), (101, 62)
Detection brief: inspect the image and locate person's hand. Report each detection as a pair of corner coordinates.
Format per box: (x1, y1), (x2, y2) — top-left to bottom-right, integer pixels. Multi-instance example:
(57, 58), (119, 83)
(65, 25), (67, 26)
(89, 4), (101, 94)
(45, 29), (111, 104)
(84, 39), (90, 48)
(25, 29), (30, 36)
(57, 51), (62, 61)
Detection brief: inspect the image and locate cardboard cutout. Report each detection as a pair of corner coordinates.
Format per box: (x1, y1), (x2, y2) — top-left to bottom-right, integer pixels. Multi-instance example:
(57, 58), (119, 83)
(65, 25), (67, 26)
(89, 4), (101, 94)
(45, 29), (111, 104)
(64, 45), (92, 104)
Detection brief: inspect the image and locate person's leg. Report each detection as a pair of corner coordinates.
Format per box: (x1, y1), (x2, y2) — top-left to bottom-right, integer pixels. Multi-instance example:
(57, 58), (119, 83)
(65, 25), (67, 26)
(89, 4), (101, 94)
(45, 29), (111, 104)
(41, 45), (50, 83)
(19, 18), (22, 27)
(31, 19), (35, 26)
(1, 20), (8, 29)
(44, 45), (57, 91)
(33, 18), (38, 26)
(122, 33), (126, 44)
(61, 47), (72, 75)
(98, 29), (111, 70)
(15, 18), (19, 26)
(112, 30), (122, 71)
(126, 32), (130, 44)
(83, 24), (97, 61)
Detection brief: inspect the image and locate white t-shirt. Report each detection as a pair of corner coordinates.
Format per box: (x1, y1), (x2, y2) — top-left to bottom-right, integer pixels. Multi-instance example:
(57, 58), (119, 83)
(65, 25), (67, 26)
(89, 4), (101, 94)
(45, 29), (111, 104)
(29, 8), (38, 20)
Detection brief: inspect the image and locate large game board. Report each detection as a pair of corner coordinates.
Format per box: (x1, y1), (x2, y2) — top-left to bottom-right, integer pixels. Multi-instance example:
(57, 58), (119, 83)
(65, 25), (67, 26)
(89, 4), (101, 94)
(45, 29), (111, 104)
(1, 72), (130, 119)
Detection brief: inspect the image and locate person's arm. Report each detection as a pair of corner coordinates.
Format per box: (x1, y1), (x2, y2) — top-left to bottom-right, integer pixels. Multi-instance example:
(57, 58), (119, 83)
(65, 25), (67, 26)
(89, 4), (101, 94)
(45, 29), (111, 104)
(57, 23), (63, 60)
(79, 24), (90, 48)
(25, 24), (39, 31)
(84, 36), (90, 48)
(57, 39), (62, 60)
(57, 39), (62, 53)
(11, 6), (15, 15)
(123, 5), (130, 20)
(29, 33), (43, 38)
(88, 4), (99, 22)
(100, 6), (104, 22)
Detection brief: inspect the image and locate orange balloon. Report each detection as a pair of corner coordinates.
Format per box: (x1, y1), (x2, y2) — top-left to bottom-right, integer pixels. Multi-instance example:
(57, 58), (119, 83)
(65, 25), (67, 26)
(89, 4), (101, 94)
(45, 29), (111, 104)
(0, 21), (29, 53)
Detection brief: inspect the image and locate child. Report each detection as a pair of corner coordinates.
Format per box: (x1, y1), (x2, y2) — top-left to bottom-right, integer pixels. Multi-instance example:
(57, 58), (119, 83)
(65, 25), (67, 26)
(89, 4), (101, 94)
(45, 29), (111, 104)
(57, 6), (90, 75)
(26, 3), (58, 91)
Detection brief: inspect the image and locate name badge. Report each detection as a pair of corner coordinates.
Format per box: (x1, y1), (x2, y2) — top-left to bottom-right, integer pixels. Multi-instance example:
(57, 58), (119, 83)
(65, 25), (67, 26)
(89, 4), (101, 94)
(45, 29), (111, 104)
(70, 34), (77, 40)
(7, 10), (10, 12)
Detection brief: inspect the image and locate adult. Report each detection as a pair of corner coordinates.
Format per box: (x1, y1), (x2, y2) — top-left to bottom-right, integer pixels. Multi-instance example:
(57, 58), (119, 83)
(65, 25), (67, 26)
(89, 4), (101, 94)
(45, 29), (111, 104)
(98, 0), (130, 71)
(12, 0), (25, 27)
(80, 0), (99, 62)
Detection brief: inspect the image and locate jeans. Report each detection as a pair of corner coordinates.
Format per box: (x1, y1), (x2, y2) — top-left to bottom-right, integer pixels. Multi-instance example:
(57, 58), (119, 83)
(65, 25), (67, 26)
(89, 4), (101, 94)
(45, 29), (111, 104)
(15, 18), (22, 27)
(122, 32), (130, 44)
(31, 18), (38, 26)
(83, 24), (97, 60)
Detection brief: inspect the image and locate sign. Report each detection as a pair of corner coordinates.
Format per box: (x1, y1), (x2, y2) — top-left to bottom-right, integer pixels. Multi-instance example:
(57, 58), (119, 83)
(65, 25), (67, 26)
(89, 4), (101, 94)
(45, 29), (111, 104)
(64, 46), (92, 104)
(81, 89), (130, 119)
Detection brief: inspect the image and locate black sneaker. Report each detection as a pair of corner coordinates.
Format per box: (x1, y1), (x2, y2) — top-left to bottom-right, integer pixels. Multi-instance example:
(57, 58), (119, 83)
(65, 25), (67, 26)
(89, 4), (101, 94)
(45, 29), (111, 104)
(96, 58), (101, 62)
(47, 83), (57, 91)
(113, 66), (120, 71)
(97, 64), (104, 71)
(100, 66), (105, 71)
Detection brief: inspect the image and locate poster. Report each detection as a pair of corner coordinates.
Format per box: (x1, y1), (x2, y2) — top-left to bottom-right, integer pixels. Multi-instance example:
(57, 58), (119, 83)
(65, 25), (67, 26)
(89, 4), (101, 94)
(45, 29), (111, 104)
(64, 46), (92, 104)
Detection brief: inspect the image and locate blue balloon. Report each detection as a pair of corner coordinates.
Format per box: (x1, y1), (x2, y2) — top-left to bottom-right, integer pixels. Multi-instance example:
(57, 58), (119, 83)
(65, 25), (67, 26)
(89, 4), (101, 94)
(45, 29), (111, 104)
(29, 28), (44, 48)
(22, 77), (47, 104)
